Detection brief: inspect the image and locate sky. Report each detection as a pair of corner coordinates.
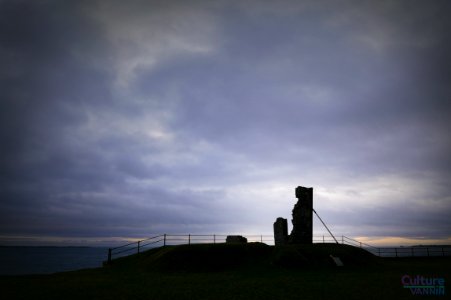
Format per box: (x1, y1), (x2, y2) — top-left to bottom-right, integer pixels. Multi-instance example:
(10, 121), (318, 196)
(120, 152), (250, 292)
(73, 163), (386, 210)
(1, 0), (451, 247)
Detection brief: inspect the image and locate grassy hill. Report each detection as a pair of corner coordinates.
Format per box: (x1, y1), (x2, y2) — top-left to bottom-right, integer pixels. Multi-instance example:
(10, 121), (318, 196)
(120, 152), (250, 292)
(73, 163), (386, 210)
(110, 242), (377, 272)
(1, 243), (450, 300)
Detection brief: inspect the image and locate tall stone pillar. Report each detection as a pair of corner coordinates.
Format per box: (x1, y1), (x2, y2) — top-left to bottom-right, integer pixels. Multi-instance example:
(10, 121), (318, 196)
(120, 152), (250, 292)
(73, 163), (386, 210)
(289, 186), (313, 244)
(273, 217), (288, 246)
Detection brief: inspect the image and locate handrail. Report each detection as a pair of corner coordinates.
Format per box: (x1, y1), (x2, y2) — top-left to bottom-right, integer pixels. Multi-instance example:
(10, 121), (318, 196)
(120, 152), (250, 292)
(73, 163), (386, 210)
(140, 234), (164, 242)
(342, 235), (379, 250)
(110, 240), (140, 251)
(105, 233), (451, 264)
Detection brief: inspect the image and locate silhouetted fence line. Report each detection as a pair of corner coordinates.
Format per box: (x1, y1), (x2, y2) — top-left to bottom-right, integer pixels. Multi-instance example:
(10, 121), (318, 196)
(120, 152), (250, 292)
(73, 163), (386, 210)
(106, 234), (451, 264)
(339, 236), (451, 257)
(369, 246), (451, 257)
(107, 234), (275, 263)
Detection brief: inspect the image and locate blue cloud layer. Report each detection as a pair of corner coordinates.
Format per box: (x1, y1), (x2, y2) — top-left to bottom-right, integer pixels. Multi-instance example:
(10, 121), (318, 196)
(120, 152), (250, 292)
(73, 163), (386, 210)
(1, 0), (450, 245)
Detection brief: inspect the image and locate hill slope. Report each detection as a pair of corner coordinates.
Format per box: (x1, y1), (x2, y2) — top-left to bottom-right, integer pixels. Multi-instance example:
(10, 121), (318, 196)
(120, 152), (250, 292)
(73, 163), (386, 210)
(109, 242), (377, 272)
(2, 243), (450, 300)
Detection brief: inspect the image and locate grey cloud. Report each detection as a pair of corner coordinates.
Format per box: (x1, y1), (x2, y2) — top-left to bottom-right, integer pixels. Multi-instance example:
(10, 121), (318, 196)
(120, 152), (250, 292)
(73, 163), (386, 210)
(1, 0), (450, 245)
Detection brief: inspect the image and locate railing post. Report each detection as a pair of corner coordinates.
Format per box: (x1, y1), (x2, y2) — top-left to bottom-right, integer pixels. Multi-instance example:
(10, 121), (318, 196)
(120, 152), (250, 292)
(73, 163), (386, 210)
(426, 248), (429, 257)
(188, 234), (191, 245)
(164, 234), (166, 246)
(395, 248), (398, 258)
(342, 236), (344, 244)
(108, 248), (112, 264)
(261, 235), (263, 243)
(411, 247), (414, 257)
(378, 248), (381, 256)
(442, 247), (445, 257)
(214, 234), (216, 244)
(137, 241), (140, 254)
(322, 235), (324, 243)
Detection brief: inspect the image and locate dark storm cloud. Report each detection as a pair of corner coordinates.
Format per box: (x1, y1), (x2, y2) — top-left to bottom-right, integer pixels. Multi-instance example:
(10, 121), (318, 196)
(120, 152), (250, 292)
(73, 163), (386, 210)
(1, 0), (451, 245)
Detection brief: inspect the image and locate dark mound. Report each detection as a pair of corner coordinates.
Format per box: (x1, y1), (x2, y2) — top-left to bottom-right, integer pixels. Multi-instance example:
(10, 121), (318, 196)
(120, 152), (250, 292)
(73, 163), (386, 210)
(272, 243), (377, 268)
(154, 242), (272, 272)
(108, 242), (377, 273)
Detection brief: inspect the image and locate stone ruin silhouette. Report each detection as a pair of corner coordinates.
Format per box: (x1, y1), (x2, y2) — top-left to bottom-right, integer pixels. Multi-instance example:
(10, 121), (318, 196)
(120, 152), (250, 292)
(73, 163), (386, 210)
(274, 186), (313, 245)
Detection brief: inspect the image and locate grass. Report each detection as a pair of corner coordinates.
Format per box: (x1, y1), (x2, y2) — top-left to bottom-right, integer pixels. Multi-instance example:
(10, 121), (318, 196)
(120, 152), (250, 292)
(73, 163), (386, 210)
(1, 243), (450, 300)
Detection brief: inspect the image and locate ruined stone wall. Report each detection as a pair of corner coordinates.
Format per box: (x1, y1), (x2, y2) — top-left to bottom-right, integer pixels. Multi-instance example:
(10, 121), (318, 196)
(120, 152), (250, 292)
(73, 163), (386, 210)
(288, 186), (313, 244)
(273, 217), (288, 246)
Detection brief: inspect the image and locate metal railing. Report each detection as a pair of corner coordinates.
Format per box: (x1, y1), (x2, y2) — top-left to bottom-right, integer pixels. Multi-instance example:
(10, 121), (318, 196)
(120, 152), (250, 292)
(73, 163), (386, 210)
(369, 246), (451, 257)
(338, 236), (451, 257)
(106, 234), (451, 263)
(107, 234), (274, 263)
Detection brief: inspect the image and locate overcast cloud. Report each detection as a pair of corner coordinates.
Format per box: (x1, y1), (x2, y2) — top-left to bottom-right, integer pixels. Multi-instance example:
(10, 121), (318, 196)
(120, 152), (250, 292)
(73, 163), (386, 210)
(1, 0), (451, 246)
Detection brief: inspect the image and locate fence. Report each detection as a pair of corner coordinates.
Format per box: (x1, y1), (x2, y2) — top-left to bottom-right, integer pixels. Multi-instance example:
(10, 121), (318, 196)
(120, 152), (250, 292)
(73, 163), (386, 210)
(369, 246), (451, 257)
(107, 234), (274, 263)
(106, 234), (451, 263)
(322, 235), (451, 258)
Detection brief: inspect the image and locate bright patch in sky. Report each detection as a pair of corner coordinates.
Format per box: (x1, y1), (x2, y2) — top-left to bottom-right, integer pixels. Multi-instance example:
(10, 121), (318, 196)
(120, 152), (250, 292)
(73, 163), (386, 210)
(0, 0), (450, 246)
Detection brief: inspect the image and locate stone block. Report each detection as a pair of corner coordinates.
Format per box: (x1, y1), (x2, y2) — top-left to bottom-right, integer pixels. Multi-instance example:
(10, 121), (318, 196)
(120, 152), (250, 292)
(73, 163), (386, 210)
(273, 217), (288, 246)
(226, 235), (248, 244)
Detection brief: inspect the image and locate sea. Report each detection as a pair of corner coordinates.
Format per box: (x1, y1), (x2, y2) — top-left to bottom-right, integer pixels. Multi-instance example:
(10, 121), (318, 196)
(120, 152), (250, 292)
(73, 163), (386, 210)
(0, 246), (110, 276)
